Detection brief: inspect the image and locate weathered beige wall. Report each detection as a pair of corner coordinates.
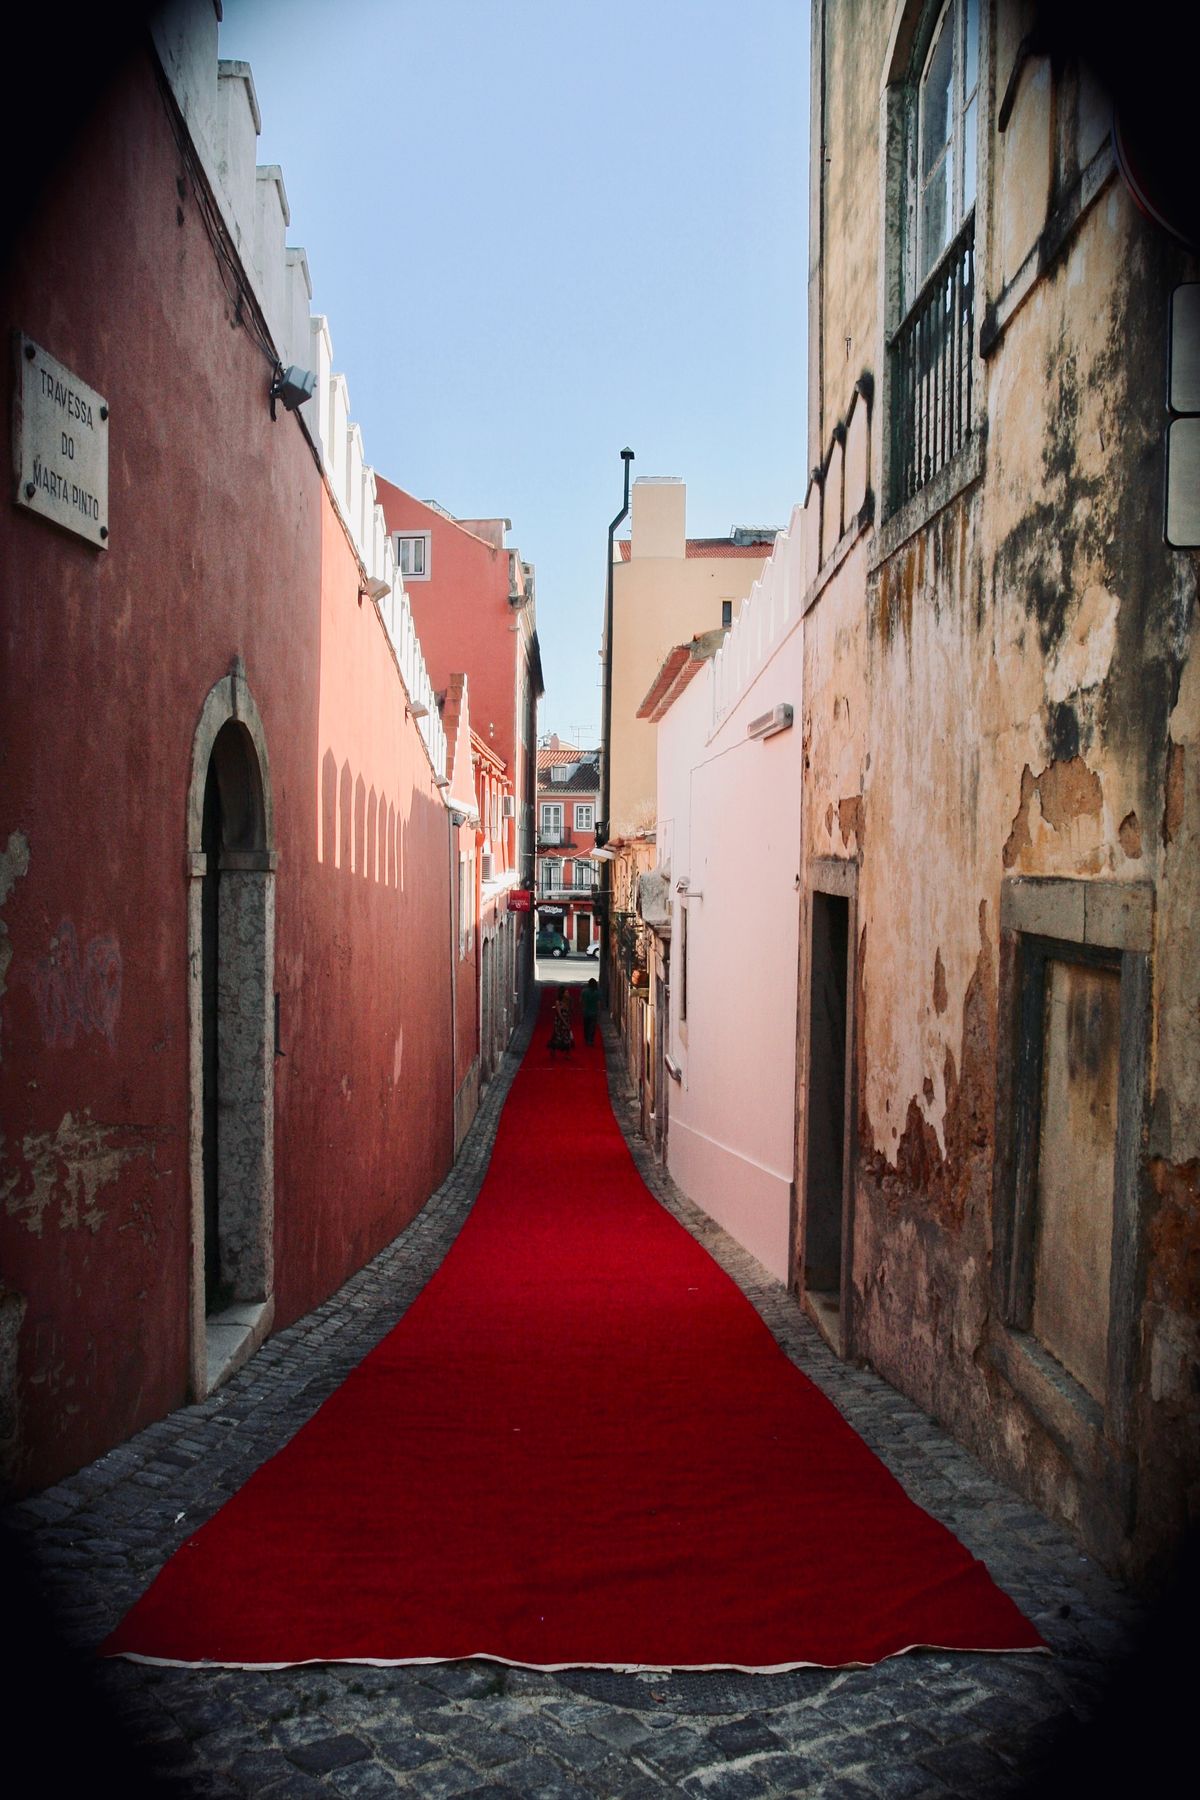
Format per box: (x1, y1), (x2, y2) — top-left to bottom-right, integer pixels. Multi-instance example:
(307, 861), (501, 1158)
(818, 0), (881, 458)
(800, 0), (1200, 1576)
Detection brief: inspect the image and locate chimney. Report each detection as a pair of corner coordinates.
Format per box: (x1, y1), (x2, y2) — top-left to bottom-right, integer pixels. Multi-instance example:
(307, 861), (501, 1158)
(631, 477), (685, 559)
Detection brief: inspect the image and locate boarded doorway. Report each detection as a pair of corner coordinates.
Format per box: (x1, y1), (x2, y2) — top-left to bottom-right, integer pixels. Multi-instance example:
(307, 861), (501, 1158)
(481, 936), (494, 1081)
(187, 666), (276, 1397)
(795, 859), (857, 1357)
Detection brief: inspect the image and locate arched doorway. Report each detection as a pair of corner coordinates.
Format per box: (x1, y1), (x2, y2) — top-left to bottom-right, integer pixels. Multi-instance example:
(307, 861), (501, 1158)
(187, 663), (277, 1397)
(481, 935), (493, 1082)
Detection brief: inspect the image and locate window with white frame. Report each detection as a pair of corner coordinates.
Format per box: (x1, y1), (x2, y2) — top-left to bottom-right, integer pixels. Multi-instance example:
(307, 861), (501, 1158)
(888, 0), (981, 512)
(574, 803), (594, 831)
(912, 0), (979, 296)
(540, 803), (563, 843)
(394, 531), (431, 580)
(539, 858), (562, 893)
(573, 860), (597, 890)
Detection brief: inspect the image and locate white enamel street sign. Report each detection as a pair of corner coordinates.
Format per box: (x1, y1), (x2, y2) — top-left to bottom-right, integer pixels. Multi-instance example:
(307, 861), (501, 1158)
(13, 334), (109, 549)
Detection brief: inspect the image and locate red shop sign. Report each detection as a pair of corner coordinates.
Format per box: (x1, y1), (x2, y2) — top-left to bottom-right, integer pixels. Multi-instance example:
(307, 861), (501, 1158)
(507, 889), (532, 912)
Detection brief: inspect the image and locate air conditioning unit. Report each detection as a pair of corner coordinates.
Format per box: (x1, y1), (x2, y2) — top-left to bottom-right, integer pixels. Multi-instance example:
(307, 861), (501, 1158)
(501, 796), (516, 818)
(746, 703), (794, 741)
(480, 853), (495, 882)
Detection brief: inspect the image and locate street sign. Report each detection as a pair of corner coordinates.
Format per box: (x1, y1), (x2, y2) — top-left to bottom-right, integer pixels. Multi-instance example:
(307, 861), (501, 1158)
(14, 334), (109, 549)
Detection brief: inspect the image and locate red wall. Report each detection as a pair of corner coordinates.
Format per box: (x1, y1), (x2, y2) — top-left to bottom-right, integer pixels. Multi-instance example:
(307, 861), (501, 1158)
(0, 47), (454, 1492)
(375, 479), (519, 770)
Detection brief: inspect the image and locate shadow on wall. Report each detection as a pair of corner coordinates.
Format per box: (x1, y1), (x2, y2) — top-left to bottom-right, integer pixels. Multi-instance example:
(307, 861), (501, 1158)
(318, 748), (409, 886)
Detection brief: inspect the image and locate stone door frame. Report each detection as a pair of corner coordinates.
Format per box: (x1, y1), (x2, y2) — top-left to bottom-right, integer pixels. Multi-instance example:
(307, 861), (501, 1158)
(185, 661), (277, 1399)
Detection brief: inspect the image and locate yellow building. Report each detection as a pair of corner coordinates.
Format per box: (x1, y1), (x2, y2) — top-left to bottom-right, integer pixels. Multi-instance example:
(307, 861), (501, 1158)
(608, 479), (776, 841)
(600, 479), (776, 1106)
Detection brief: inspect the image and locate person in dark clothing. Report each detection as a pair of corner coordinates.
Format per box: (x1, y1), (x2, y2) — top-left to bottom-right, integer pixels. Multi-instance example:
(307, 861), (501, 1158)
(581, 978), (600, 1046)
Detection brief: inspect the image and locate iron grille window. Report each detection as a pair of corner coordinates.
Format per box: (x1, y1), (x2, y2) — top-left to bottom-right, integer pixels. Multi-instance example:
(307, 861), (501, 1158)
(889, 214), (975, 510)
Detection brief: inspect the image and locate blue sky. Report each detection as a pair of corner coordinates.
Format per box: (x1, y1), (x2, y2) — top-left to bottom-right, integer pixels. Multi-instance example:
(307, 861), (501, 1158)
(222, 0), (810, 746)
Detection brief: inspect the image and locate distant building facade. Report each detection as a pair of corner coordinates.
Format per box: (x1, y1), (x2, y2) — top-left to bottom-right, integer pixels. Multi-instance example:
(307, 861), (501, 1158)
(599, 477), (776, 1127)
(375, 480), (544, 1143)
(536, 740), (601, 954)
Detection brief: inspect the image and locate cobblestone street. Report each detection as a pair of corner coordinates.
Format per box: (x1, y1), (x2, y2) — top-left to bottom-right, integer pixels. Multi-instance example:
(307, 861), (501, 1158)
(4, 1011), (1147, 1798)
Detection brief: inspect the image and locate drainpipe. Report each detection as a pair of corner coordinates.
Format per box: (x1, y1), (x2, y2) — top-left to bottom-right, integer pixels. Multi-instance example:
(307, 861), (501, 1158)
(599, 446), (634, 1007)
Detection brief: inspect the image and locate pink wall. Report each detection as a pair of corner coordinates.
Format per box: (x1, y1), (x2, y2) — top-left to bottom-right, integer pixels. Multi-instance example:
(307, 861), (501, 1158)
(0, 47), (454, 1492)
(656, 625), (804, 1284)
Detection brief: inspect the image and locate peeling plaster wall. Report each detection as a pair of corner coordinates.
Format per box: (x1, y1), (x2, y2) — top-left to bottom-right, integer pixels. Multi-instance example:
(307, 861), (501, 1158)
(803, 0), (1200, 1576)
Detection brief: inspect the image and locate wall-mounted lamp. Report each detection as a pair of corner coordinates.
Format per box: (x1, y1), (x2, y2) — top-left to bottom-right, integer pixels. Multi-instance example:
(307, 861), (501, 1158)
(269, 364), (316, 421)
(746, 703), (793, 741)
(362, 575), (391, 604)
(409, 701), (429, 719)
(434, 774), (451, 789)
(676, 879), (703, 899)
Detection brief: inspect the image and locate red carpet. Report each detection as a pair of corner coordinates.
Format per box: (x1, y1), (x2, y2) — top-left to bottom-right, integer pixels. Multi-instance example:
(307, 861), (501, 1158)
(105, 991), (1043, 1670)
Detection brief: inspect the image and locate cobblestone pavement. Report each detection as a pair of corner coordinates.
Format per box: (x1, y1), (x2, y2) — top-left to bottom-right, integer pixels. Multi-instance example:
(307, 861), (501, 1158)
(4, 1010), (1148, 1798)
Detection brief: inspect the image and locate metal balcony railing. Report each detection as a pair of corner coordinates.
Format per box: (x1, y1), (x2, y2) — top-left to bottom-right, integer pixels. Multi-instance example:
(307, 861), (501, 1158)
(890, 214), (975, 512)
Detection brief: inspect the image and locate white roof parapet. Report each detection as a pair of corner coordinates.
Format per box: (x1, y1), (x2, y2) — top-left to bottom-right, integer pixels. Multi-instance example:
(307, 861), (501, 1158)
(253, 165), (291, 357)
(152, 1), (449, 786)
(327, 375), (350, 504)
(306, 316), (332, 457)
(151, 0), (220, 167)
(710, 502), (806, 734)
(377, 585), (448, 783)
(214, 61), (260, 260)
(346, 423), (365, 549)
(283, 248), (313, 374)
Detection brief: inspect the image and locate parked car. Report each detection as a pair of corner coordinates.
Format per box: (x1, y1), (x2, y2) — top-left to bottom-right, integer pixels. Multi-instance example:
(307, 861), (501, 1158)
(536, 928), (569, 958)
(585, 939), (600, 958)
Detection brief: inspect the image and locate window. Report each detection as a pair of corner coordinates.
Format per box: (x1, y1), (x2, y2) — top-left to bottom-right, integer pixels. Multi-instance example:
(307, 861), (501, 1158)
(394, 531), (431, 580)
(913, 0), (978, 294)
(721, 600), (733, 628)
(539, 859), (561, 894)
(888, 0), (980, 511)
(988, 878), (1152, 1529)
(574, 803), (594, 831)
(574, 860), (596, 890)
(540, 803), (563, 843)
(457, 852), (474, 956)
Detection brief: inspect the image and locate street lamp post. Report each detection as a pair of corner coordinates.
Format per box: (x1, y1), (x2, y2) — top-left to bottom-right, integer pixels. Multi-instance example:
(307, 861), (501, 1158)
(598, 447), (634, 1008)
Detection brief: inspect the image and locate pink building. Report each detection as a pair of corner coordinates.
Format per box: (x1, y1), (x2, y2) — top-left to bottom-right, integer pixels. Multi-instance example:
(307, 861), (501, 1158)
(375, 480), (543, 1139)
(536, 740), (602, 955)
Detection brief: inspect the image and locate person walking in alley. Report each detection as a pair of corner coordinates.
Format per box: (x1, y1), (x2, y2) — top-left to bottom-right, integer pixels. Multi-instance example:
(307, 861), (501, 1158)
(581, 978), (600, 1047)
(548, 985), (574, 1058)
